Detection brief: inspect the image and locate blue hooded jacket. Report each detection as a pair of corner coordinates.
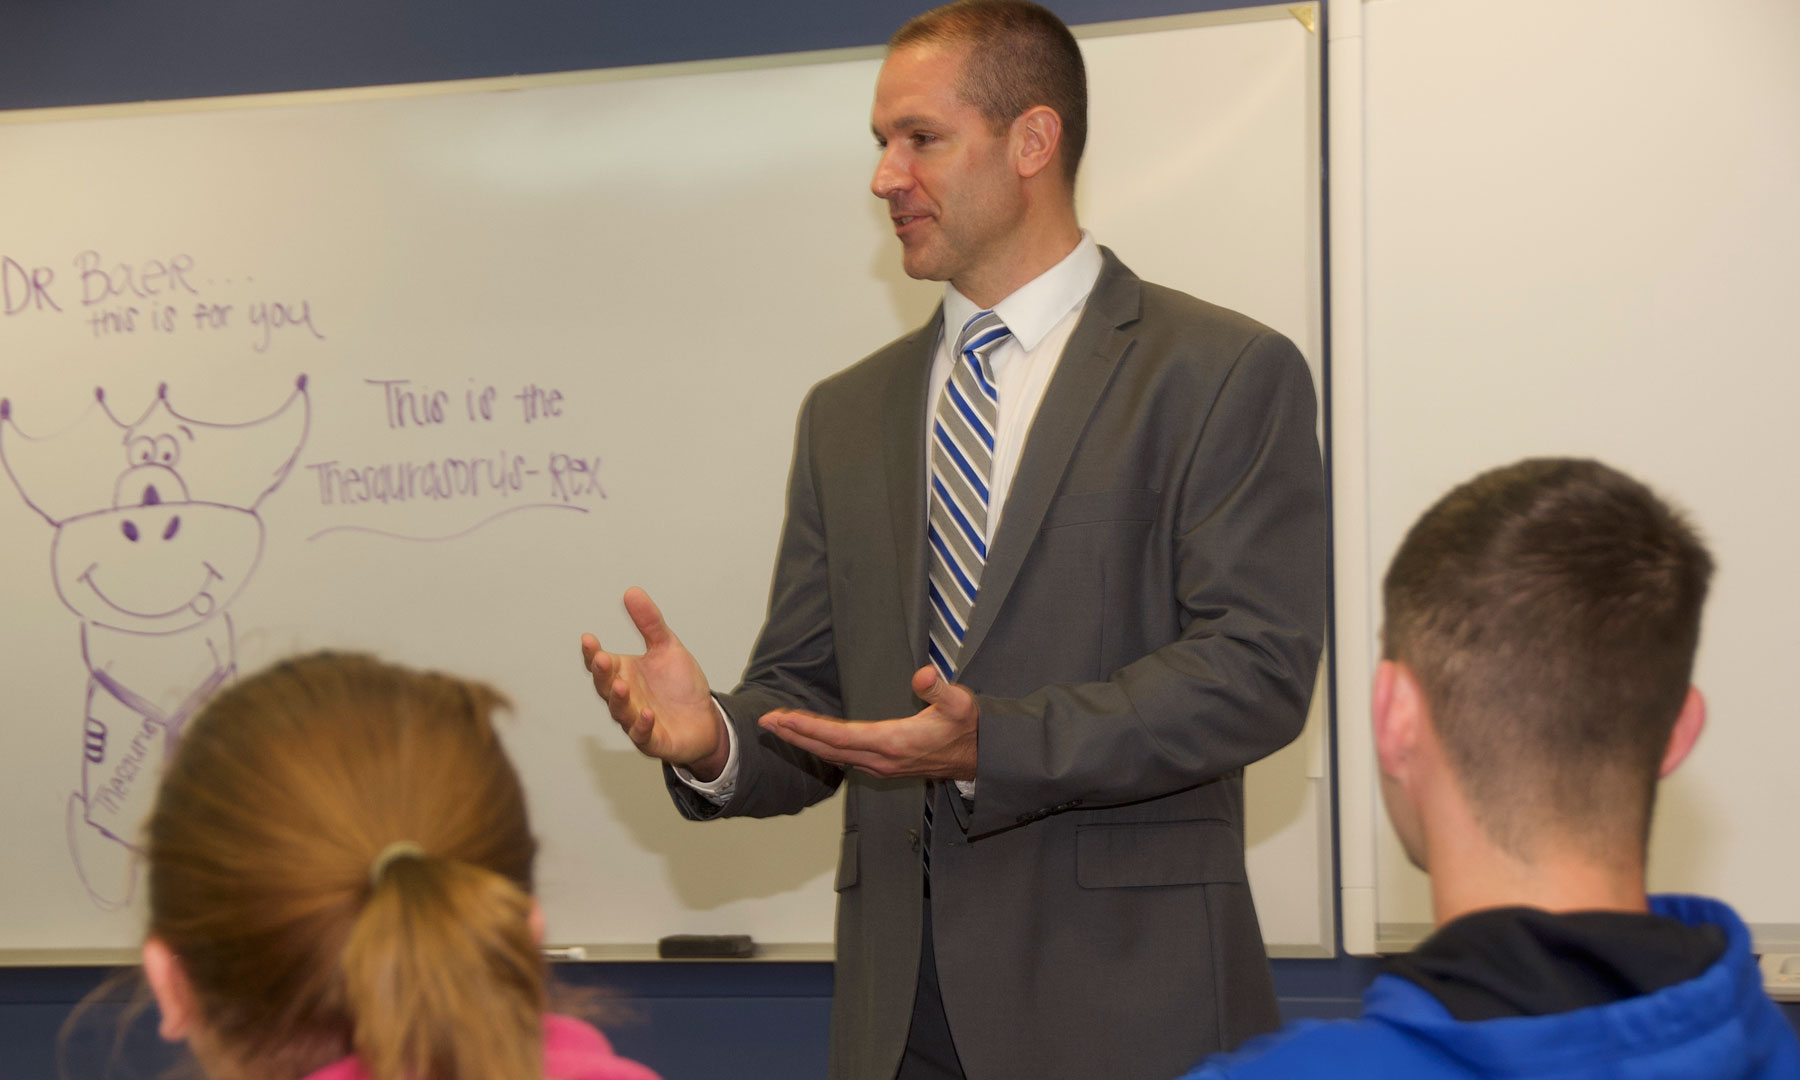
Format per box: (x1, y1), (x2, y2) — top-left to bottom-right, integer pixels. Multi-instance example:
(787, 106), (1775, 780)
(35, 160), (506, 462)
(1184, 896), (1799, 1079)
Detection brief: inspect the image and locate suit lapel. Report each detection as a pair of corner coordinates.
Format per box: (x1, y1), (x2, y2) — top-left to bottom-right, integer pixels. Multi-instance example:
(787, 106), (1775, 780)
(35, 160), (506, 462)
(956, 252), (1142, 674)
(885, 306), (943, 671)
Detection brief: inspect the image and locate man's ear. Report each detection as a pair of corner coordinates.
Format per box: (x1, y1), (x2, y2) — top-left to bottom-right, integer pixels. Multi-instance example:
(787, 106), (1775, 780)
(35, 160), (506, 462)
(142, 937), (196, 1043)
(1011, 105), (1063, 181)
(1373, 659), (1426, 782)
(1659, 687), (1707, 778)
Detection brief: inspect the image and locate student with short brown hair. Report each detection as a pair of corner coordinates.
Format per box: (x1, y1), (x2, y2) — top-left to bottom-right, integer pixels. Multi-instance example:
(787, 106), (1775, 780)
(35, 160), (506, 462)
(140, 652), (658, 1080)
(1184, 458), (1799, 1079)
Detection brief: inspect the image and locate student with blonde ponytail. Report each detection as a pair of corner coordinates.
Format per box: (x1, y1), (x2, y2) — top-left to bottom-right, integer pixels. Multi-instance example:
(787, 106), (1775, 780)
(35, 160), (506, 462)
(138, 652), (659, 1080)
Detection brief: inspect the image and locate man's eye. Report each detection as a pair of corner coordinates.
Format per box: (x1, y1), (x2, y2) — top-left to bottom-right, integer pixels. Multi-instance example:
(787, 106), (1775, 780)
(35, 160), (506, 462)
(911, 133), (937, 147)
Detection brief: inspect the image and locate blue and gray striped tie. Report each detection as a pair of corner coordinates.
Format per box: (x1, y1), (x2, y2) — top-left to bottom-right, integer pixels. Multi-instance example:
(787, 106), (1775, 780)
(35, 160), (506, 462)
(921, 309), (1010, 875)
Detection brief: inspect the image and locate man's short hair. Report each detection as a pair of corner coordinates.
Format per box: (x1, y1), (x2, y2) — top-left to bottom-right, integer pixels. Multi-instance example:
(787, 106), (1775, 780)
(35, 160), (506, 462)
(890, 0), (1088, 186)
(1382, 458), (1713, 861)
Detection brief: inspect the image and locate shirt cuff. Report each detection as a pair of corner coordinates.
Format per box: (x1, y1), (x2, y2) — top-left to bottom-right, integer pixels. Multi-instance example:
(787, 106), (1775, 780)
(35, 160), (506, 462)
(673, 699), (738, 805)
(955, 779), (976, 800)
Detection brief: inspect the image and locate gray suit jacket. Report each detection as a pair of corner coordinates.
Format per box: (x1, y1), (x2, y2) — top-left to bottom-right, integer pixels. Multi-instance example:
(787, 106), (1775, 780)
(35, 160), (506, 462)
(668, 250), (1327, 1080)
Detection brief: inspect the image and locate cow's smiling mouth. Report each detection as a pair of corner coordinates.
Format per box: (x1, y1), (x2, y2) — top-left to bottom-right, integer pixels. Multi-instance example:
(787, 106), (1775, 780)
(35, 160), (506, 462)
(78, 561), (224, 619)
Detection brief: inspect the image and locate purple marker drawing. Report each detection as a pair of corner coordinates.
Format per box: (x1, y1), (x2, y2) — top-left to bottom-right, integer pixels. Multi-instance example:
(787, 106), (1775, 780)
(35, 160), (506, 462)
(305, 501), (587, 544)
(0, 376), (309, 909)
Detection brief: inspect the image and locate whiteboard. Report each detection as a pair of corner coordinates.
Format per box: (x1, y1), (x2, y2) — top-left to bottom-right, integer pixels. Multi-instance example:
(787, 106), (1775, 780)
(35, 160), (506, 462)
(1337, 0), (1800, 952)
(0, 5), (1328, 959)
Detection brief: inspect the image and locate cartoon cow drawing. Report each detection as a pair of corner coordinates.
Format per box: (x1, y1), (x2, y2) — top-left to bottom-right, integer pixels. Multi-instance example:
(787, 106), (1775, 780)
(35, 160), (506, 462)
(0, 377), (308, 908)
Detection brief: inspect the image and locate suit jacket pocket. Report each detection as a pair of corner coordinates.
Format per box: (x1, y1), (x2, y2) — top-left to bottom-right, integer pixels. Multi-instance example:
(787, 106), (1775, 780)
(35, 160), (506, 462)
(834, 829), (860, 891)
(1041, 488), (1161, 530)
(1076, 819), (1245, 889)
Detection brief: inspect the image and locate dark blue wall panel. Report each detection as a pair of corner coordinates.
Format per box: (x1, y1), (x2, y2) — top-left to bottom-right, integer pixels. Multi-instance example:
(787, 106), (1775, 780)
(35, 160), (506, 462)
(2, 963), (834, 1080)
(0, 0), (1259, 110)
(3, 961), (1371, 1080)
(4, 960), (1794, 1079)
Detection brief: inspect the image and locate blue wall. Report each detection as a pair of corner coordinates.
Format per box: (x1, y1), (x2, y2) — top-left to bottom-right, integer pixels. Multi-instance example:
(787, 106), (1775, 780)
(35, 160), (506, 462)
(0, 0), (1257, 110)
(3, 957), (1382, 1080)
(5, 962), (840, 1080)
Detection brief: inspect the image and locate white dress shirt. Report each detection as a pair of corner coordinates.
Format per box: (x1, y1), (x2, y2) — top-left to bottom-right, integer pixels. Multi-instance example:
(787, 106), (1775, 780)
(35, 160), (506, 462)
(679, 233), (1105, 802)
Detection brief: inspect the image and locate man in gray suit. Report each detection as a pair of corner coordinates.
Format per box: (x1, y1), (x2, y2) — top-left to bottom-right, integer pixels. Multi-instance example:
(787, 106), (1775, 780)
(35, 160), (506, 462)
(580, 3), (1326, 1078)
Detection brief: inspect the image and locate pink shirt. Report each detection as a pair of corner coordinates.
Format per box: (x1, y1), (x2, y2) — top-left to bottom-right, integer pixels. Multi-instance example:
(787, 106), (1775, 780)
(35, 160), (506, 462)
(300, 1014), (661, 1080)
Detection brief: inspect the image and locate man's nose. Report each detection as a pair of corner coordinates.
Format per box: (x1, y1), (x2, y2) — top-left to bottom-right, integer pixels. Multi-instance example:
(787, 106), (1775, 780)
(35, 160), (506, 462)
(871, 149), (910, 200)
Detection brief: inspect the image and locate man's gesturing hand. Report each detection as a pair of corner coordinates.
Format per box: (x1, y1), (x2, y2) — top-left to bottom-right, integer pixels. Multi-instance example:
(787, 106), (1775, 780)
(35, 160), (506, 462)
(580, 587), (729, 781)
(758, 666), (978, 780)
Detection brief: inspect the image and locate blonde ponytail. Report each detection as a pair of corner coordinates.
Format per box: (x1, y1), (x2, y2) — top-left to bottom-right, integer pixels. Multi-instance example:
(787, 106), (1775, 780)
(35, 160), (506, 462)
(145, 652), (547, 1080)
(343, 855), (547, 1080)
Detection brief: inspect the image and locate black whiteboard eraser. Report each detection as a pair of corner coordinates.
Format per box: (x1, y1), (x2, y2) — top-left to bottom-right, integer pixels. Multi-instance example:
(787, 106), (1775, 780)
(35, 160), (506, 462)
(657, 934), (755, 959)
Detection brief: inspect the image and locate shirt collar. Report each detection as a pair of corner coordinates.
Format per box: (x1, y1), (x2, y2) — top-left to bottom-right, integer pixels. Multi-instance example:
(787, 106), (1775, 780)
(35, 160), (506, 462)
(943, 231), (1103, 352)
